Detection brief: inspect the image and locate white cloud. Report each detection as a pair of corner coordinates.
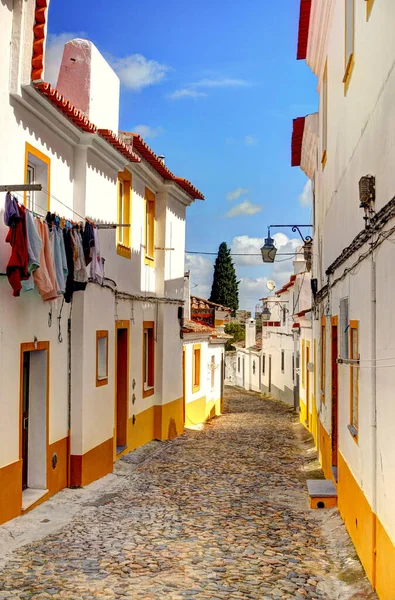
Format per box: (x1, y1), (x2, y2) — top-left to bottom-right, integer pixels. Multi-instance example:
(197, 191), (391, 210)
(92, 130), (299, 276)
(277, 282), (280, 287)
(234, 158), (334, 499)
(194, 78), (250, 88)
(299, 179), (312, 207)
(244, 135), (258, 146)
(110, 54), (170, 90)
(132, 124), (164, 139)
(45, 34), (169, 91)
(238, 277), (269, 309)
(168, 88), (208, 100)
(185, 254), (214, 299)
(226, 187), (249, 201)
(225, 200), (262, 218)
(231, 236), (265, 266)
(45, 32), (84, 86)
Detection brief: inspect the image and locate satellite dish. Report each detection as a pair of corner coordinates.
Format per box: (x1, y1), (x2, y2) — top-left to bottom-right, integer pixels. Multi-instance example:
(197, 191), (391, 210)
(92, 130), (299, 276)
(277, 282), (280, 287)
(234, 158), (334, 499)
(267, 280), (276, 292)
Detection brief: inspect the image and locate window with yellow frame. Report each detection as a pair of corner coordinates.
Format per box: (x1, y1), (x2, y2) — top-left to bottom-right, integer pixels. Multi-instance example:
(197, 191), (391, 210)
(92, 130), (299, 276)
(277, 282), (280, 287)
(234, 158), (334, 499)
(144, 187), (155, 266)
(117, 170), (131, 258)
(321, 61), (328, 168)
(192, 344), (201, 393)
(349, 320), (359, 439)
(343, 0), (355, 94)
(24, 143), (51, 213)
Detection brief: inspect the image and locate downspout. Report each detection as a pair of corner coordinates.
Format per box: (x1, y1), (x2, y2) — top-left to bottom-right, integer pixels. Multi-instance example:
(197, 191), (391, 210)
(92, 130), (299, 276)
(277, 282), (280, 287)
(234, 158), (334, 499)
(371, 244), (377, 588)
(67, 301), (72, 487)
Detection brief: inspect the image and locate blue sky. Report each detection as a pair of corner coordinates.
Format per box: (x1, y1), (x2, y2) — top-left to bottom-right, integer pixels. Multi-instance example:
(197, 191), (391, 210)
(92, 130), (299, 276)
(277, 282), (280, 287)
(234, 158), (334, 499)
(46, 0), (317, 311)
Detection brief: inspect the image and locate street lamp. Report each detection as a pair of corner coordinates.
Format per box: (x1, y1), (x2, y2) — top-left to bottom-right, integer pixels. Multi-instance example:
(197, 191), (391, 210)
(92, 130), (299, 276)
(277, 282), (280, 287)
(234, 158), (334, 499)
(261, 305), (271, 321)
(260, 230), (277, 263)
(261, 224), (313, 265)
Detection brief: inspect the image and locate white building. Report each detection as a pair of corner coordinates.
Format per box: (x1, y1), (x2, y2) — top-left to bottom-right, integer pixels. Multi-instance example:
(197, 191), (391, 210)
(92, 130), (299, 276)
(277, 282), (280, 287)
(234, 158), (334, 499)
(0, 0), (204, 524)
(234, 320), (262, 392)
(293, 0), (395, 596)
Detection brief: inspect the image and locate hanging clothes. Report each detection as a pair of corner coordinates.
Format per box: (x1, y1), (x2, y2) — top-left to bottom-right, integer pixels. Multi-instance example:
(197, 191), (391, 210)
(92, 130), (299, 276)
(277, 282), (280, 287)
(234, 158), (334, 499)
(33, 218), (59, 302)
(4, 192), (19, 226)
(90, 226), (104, 284)
(22, 209), (43, 292)
(63, 228), (75, 304)
(50, 227), (68, 295)
(5, 203), (29, 296)
(82, 221), (95, 266)
(71, 228), (88, 285)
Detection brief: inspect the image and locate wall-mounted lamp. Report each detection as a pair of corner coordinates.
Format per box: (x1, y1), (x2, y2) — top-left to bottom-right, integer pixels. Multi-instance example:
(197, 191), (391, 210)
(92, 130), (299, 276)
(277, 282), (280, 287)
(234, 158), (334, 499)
(261, 224), (313, 265)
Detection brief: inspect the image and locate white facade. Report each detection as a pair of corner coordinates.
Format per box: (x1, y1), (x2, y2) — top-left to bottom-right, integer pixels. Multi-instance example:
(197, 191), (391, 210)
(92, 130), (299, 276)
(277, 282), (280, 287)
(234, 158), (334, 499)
(294, 0), (395, 596)
(0, 0), (203, 524)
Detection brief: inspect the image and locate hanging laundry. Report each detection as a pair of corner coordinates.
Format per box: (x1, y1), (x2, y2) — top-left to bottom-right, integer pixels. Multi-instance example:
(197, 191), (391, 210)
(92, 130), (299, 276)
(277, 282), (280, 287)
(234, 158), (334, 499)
(4, 192), (19, 226)
(52, 227), (68, 295)
(22, 209), (42, 293)
(82, 221), (95, 266)
(5, 202), (29, 296)
(63, 228), (75, 303)
(91, 226), (104, 284)
(33, 218), (59, 302)
(71, 228), (88, 285)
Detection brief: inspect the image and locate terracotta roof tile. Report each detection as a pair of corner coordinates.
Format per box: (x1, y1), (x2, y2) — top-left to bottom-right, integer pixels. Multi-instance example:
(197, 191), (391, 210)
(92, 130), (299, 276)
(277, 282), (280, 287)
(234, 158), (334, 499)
(182, 319), (215, 334)
(297, 0), (312, 60)
(291, 117), (306, 167)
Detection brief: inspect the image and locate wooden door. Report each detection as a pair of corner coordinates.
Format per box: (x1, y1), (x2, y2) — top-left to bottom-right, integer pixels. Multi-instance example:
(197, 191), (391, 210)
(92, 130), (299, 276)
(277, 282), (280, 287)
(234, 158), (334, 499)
(116, 329), (128, 452)
(331, 322), (339, 468)
(22, 352), (30, 490)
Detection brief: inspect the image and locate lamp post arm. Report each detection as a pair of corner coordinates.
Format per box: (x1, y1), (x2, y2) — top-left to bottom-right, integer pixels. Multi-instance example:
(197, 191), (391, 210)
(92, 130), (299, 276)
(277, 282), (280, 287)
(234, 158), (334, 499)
(268, 224), (312, 243)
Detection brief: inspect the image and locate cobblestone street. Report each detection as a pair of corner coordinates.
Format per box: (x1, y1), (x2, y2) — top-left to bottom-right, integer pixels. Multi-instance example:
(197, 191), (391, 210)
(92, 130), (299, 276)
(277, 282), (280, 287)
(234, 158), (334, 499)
(0, 387), (375, 600)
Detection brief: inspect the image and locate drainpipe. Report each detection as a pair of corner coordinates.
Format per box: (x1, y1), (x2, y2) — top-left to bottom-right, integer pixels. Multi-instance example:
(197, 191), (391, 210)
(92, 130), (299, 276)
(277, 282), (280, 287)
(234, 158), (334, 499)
(371, 244), (377, 588)
(67, 304), (72, 487)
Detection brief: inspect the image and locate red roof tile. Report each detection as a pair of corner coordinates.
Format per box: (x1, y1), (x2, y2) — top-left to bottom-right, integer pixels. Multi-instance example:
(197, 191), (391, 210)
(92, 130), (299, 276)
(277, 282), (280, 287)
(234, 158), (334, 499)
(98, 129), (140, 163)
(291, 116), (306, 167)
(297, 0), (312, 60)
(31, 0), (48, 81)
(174, 177), (204, 201)
(182, 319), (215, 335)
(35, 82), (98, 132)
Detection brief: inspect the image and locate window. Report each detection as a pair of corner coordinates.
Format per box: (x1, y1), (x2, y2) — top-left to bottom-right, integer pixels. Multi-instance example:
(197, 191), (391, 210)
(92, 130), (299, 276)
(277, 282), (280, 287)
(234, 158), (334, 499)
(366, 0), (374, 20)
(282, 306), (286, 326)
(321, 319), (326, 401)
(281, 350), (285, 373)
(211, 355), (215, 389)
(24, 143), (50, 213)
(292, 354), (295, 382)
(302, 340), (305, 388)
(117, 170), (131, 257)
(252, 360), (256, 375)
(238, 356), (240, 373)
(143, 321), (155, 398)
(262, 354), (266, 375)
(145, 187), (156, 266)
(322, 61), (328, 168)
(340, 298), (349, 359)
(343, 0), (355, 92)
(192, 344), (201, 393)
(96, 330), (108, 386)
(349, 321), (359, 437)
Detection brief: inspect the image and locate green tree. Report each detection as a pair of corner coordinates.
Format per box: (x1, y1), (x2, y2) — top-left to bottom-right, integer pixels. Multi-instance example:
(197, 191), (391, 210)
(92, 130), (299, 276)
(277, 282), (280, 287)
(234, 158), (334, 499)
(209, 242), (239, 313)
(224, 321), (245, 351)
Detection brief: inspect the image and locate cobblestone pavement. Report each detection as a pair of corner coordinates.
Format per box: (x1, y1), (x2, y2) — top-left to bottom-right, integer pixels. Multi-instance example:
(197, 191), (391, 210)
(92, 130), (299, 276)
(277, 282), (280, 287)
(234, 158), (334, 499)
(0, 387), (376, 600)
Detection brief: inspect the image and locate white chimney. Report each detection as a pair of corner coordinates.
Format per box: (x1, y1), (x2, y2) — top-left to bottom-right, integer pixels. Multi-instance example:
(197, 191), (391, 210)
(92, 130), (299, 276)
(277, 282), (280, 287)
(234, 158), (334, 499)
(245, 319), (256, 349)
(56, 39), (120, 132)
(184, 272), (191, 320)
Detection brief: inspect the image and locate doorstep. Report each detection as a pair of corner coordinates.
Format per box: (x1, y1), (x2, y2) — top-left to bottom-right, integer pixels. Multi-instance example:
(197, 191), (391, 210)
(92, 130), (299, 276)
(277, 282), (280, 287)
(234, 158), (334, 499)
(307, 479), (337, 509)
(22, 488), (48, 511)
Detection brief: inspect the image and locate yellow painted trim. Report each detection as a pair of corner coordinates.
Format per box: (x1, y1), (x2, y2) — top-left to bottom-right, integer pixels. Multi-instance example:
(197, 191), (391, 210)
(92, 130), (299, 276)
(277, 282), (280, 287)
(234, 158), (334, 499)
(215, 319), (225, 327)
(117, 170), (131, 255)
(144, 187), (155, 267)
(343, 0), (355, 95)
(192, 344), (201, 393)
(24, 142), (51, 209)
(321, 317), (326, 404)
(96, 330), (109, 387)
(366, 0), (374, 20)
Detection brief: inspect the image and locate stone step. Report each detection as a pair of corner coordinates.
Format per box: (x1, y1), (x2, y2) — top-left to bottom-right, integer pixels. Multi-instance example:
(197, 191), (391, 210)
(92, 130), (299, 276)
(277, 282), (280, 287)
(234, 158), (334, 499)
(307, 479), (337, 509)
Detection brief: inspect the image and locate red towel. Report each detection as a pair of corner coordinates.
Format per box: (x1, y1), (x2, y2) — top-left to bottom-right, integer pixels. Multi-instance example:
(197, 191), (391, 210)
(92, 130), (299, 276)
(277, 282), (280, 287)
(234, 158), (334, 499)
(5, 204), (29, 297)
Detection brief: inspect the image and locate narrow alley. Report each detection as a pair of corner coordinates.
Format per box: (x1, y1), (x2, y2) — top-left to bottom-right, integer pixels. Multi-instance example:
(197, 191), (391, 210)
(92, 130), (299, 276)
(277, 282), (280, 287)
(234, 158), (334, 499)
(0, 389), (375, 600)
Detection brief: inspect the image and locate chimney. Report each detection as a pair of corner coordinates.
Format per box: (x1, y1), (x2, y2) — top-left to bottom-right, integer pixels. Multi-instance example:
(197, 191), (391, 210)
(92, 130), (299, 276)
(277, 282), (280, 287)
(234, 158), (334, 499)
(245, 319), (256, 349)
(184, 271), (191, 320)
(56, 39), (120, 132)
(158, 155), (166, 164)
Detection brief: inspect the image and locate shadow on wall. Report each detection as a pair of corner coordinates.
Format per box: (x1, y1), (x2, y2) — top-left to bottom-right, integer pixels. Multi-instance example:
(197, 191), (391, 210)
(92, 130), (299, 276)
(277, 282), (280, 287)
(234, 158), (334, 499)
(168, 418), (178, 440)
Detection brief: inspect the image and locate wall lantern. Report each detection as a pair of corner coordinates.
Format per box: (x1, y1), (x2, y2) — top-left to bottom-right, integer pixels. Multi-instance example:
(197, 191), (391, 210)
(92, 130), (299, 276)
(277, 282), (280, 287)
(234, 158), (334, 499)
(261, 305), (271, 321)
(261, 232), (277, 263)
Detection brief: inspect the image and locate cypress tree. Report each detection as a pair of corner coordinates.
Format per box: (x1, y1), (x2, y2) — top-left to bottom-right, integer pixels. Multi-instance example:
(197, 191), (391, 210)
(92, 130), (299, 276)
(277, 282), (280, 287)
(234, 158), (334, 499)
(209, 242), (239, 313)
